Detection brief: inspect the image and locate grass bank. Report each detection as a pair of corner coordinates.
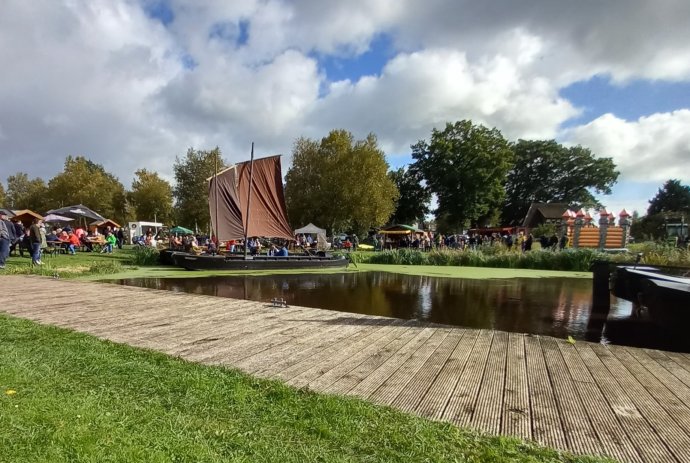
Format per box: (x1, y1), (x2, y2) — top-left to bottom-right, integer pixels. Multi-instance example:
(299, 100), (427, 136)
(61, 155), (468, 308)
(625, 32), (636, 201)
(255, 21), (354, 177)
(0, 314), (611, 463)
(1, 247), (591, 280)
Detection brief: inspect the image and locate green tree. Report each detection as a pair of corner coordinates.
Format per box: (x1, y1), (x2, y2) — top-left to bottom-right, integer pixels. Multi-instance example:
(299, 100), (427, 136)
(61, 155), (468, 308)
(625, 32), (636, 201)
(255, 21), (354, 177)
(285, 130), (398, 236)
(411, 120), (513, 232)
(47, 156), (127, 223)
(647, 179), (690, 216)
(502, 140), (619, 225)
(5, 172), (49, 212)
(387, 167), (431, 226)
(129, 169), (174, 223)
(173, 147), (226, 231)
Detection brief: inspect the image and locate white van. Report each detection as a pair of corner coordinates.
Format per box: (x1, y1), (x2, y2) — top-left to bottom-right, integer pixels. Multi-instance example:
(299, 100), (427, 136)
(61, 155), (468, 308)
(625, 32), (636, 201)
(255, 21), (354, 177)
(128, 221), (164, 244)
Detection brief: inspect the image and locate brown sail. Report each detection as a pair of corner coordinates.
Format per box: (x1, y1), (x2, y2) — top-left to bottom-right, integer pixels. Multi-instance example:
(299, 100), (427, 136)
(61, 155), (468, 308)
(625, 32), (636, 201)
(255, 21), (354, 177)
(209, 155), (294, 241)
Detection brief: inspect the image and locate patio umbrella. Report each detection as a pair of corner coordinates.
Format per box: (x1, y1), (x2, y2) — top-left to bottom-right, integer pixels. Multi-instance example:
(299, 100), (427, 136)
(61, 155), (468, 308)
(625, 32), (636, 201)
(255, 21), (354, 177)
(43, 213), (75, 223)
(46, 205), (106, 222)
(170, 225), (194, 235)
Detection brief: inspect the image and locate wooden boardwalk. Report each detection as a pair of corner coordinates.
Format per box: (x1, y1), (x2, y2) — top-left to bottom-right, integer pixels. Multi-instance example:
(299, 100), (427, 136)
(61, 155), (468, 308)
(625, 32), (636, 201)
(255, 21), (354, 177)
(2, 275), (690, 463)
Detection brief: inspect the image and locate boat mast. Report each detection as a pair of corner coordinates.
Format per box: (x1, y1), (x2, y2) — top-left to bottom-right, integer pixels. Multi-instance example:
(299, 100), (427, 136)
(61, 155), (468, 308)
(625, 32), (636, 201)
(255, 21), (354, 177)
(214, 151), (219, 245)
(243, 142), (255, 259)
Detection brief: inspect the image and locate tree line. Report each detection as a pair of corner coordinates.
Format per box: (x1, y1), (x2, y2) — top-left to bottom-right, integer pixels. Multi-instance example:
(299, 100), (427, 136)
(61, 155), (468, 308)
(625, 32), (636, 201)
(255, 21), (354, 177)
(1, 119), (686, 237)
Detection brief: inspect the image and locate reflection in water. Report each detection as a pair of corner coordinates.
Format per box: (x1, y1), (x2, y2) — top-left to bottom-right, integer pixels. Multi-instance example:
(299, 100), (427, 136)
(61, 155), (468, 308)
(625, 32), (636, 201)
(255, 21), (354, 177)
(111, 272), (688, 352)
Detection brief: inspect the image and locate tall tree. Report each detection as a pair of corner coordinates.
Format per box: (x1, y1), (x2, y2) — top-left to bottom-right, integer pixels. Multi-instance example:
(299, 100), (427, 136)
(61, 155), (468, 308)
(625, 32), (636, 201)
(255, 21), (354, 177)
(47, 156), (127, 222)
(387, 167), (431, 226)
(0, 182), (5, 207)
(502, 140), (619, 225)
(411, 120), (513, 231)
(285, 130), (398, 236)
(5, 172), (49, 212)
(173, 147), (226, 231)
(647, 179), (690, 216)
(129, 169), (174, 223)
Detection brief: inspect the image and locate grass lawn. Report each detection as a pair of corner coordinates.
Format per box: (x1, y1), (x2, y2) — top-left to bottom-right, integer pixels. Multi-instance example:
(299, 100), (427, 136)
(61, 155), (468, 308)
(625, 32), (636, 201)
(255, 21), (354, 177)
(0, 314), (611, 463)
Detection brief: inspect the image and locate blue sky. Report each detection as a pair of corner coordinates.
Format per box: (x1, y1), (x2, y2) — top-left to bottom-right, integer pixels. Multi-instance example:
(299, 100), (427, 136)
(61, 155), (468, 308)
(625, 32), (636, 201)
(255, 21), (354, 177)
(1, 0), (689, 218)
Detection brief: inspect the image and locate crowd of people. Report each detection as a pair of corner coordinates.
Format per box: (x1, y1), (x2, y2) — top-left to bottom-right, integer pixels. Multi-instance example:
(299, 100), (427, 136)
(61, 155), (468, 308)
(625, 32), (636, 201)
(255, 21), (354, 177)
(0, 211), (126, 268)
(377, 231), (568, 252)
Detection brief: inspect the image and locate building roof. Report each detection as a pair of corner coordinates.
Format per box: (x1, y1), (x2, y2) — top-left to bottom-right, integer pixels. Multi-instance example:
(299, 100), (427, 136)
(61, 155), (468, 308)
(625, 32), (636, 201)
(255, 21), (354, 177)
(522, 203), (570, 228)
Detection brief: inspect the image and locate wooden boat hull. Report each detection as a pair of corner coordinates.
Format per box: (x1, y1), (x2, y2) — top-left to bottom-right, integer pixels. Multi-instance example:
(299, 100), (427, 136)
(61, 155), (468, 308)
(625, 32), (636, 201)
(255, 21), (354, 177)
(171, 252), (349, 271)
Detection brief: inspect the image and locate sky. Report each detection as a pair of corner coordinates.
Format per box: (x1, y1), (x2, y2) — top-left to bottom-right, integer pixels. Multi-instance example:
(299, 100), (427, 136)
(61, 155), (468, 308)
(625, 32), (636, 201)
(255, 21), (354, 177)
(1, 0), (689, 217)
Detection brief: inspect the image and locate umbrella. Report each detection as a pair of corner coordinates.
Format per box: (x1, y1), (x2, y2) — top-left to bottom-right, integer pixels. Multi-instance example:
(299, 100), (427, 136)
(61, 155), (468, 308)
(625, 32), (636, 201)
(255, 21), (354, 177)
(170, 225), (194, 235)
(0, 208), (15, 217)
(46, 204), (106, 222)
(43, 213), (74, 223)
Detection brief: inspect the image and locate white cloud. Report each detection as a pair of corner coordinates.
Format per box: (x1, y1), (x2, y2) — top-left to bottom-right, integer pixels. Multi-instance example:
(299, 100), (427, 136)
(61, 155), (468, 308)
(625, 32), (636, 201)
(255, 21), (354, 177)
(0, 0), (689, 213)
(563, 110), (690, 182)
(309, 46), (578, 154)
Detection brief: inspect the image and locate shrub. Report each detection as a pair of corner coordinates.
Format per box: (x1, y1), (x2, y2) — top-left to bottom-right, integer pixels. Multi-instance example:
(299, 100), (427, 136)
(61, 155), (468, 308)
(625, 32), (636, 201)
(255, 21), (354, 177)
(129, 246), (160, 266)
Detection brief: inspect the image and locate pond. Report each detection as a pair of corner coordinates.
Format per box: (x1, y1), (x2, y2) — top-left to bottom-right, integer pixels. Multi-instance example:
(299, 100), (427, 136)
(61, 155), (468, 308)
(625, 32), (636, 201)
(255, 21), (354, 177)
(111, 272), (689, 352)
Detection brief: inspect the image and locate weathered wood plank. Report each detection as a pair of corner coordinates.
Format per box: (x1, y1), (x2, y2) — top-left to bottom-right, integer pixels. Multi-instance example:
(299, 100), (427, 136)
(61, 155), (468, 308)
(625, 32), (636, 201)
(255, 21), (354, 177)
(594, 343), (688, 463)
(576, 343), (668, 463)
(524, 335), (566, 451)
(345, 326), (435, 399)
(369, 327), (450, 406)
(501, 332), (531, 441)
(558, 341), (641, 463)
(471, 330), (508, 435)
(615, 346), (690, 437)
(240, 314), (374, 375)
(441, 329), (493, 427)
(415, 329), (478, 420)
(289, 320), (417, 391)
(391, 328), (464, 413)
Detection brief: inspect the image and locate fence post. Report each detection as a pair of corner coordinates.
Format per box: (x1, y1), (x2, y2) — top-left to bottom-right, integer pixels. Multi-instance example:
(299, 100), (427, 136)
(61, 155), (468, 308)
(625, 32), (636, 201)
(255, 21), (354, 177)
(619, 210), (631, 247)
(598, 210), (609, 250)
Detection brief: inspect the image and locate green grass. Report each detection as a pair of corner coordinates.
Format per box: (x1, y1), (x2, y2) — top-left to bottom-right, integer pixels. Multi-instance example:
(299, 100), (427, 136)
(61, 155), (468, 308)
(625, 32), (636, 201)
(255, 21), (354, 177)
(346, 248), (606, 272)
(0, 315), (612, 463)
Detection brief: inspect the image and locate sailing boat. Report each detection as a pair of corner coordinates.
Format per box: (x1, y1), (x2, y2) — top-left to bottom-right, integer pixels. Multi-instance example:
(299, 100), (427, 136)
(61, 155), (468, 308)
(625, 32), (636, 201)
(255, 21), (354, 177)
(170, 147), (348, 271)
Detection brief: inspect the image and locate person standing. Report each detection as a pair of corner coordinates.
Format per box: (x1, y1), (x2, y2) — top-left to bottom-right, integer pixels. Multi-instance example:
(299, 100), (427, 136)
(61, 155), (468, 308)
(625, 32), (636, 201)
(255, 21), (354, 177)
(524, 233), (534, 252)
(29, 218), (42, 265)
(116, 227), (124, 249)
(0, 213), (9, 269)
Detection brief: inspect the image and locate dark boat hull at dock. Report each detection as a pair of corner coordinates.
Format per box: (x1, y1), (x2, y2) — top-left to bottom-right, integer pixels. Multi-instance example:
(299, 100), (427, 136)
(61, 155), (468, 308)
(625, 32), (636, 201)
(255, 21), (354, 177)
(171, 252), (349, 271)
(612, 265), (690, 331)
(640, 278), (690, 330)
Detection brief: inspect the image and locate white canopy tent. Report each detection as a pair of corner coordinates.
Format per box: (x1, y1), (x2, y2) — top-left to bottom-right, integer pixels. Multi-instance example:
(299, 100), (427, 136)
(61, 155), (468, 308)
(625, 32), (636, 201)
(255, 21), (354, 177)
(294, 223), (329, 250)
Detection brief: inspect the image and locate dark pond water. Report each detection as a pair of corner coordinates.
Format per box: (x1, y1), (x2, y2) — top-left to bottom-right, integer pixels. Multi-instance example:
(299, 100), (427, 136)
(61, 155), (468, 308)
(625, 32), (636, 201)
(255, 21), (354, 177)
(111, 272), (689, 352)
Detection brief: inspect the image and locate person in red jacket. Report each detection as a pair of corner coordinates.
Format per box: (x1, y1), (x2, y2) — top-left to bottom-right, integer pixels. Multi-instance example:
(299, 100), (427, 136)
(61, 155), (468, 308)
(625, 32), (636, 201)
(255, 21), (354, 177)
(67, 232), (81, 255)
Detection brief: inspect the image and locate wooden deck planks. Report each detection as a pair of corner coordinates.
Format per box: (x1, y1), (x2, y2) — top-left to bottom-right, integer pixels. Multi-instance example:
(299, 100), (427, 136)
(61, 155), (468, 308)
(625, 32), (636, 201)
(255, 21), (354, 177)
(470, 330), (508, 435)
(346, 326), (436, 399)
(524, 336), (568, 452)
(593, 344), (686, 463)
(501, 332), (531, 441)
(441, 329), (494, 427)
(390, 328), (464, 413)
(414, 329), (478, 420)
(368, 327), (451, 406)
(2, 275), (690, 463)
(557, 341), (641, 463)
(576, 343), (669, 463)
(288, 320), (417, 390)
(540, 336), (602, 456)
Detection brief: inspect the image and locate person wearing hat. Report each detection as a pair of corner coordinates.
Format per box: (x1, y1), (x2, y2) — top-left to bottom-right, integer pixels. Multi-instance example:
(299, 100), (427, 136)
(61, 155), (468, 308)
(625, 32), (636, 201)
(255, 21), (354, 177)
(0, 211), (11, 269)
